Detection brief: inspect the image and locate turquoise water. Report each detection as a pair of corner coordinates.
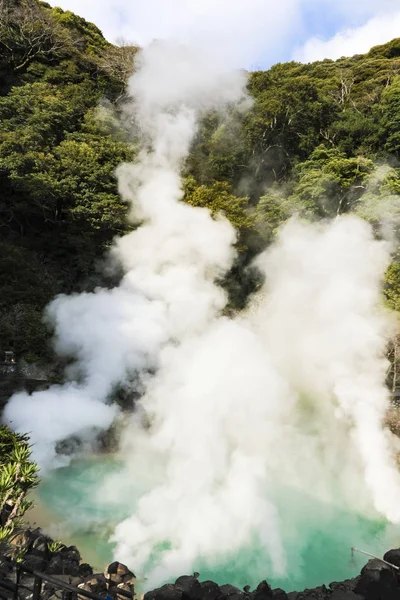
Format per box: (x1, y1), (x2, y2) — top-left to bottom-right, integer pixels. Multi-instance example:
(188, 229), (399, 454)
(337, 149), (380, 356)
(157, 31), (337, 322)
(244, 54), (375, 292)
(33, 457), (400, 593)
(32, 457), (125, 569)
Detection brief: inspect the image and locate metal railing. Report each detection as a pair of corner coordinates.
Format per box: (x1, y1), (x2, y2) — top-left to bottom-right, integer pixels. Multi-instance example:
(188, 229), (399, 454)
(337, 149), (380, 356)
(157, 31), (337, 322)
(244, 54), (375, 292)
(0, 557), (134, 600)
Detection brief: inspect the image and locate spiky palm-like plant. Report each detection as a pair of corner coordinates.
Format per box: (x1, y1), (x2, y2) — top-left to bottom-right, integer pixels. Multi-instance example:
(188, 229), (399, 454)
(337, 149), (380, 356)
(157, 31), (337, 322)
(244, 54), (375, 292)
(0, 425), (39, 557)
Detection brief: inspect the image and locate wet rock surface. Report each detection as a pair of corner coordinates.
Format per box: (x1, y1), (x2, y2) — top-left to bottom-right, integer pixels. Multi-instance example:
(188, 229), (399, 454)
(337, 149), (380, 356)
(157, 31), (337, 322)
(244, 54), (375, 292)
(2, 529), (400, 600)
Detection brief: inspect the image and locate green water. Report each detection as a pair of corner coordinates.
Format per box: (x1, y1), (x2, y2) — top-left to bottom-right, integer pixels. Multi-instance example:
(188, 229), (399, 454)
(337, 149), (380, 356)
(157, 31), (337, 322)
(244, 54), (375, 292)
(33, 458), (400, 593)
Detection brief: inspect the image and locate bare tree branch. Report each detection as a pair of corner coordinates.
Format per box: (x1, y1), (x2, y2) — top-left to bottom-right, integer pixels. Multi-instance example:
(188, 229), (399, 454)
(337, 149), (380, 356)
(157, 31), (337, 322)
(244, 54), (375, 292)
(99, 39), (138, 85)
(0, 0), (74, 71)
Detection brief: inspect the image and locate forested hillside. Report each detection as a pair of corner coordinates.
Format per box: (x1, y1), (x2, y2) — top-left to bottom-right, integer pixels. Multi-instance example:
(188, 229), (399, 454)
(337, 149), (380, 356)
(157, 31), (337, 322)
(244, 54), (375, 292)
(2, 0), (400, 364)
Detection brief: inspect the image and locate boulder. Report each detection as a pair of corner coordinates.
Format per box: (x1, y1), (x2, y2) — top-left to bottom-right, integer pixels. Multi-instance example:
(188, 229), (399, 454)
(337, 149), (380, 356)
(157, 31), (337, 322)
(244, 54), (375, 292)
(118, 582), (136, 600)
(22, 554), (49, 573)
(354, 558), (399, 600)
(46, 554), (65, 576)
(78, 563), (94, 579)
(79, 573), (108, 596)
(175, 575), (202, 600)
(24, 534), (52, 571)
(220, 584), (244, 600)
(145, 583), (184, 600)
(176, 575), (201, 592)
(46, 545), (81, 577)
(383, 549), (400, 569)
(272, 589), (287, 600)
(200, 580), (222, 600)
(105, 561), (136, 586)
(59, 545), (81, 564)
(252, 581), (273, 600)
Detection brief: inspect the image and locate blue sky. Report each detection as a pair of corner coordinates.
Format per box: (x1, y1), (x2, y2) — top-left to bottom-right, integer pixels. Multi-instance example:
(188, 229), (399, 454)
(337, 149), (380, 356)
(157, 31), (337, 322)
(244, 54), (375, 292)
(47, 0), (400, 67)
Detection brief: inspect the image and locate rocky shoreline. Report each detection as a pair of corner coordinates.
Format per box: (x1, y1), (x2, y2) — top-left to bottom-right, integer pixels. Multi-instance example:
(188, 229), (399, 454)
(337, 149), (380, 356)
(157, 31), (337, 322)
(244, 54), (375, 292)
(2, 527), (400, 600)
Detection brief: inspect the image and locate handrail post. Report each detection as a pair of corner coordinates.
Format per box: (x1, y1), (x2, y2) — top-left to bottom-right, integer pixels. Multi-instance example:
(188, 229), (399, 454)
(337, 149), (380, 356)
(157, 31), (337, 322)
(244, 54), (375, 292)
(32, 574), (42, 600)
(14, 563), (20, 600)
(63, 590), (75, 600)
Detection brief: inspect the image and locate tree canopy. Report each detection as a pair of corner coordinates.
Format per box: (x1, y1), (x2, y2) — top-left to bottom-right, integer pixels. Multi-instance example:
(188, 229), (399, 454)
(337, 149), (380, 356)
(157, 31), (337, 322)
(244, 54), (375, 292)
(2, 0), (400, 360)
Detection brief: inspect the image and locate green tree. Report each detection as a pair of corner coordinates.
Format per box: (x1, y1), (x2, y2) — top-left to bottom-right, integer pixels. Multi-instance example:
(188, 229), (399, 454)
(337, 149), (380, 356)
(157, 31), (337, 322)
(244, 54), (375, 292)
(289, 146), (374, 217)
(183, 176), (253, 233)
(384, 261), (400, 312)
(379, 75), (400, 156)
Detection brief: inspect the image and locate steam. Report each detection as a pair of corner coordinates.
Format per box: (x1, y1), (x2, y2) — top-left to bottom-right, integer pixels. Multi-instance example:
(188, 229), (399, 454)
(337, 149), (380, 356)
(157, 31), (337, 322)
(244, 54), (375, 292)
(105, 216), (400, 587)
(4, 0), (400, 589)
(4, 38), (245, 469)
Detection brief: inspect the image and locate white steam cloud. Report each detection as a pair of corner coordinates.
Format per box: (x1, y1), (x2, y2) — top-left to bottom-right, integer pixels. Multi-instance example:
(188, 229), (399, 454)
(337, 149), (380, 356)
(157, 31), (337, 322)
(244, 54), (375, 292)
(4, 0), (400, 589)
(4, 35), (249, 471)
(105, 216), (400, 587)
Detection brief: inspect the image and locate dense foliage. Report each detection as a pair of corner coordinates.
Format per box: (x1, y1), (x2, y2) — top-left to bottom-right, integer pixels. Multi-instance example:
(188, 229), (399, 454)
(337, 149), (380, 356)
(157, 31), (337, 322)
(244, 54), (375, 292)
(0, 425), (39, 554)
(0, 0), (136, 359)
(2, 0), (400, 362)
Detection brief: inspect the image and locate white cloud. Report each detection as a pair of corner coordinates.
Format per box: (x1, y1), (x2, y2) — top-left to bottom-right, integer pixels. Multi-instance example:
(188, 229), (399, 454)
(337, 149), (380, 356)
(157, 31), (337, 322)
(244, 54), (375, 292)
(47, 0), (302, 68)
(294, 9), (400, 63)
(47, 0), (400, 67)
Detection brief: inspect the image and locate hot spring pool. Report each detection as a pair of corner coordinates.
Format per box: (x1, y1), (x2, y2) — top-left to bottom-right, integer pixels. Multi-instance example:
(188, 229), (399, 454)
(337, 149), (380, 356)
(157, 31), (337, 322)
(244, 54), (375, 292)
(31, 457), (400, 593)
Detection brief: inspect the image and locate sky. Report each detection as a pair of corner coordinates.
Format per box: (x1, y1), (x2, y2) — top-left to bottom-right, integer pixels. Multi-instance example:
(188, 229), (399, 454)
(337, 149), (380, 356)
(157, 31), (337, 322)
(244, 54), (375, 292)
(46, 0), (400, 67)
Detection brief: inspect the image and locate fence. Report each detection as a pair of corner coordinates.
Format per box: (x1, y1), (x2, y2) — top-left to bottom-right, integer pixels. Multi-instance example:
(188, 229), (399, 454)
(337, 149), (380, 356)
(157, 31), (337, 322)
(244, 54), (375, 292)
(0, 557), (134, 600)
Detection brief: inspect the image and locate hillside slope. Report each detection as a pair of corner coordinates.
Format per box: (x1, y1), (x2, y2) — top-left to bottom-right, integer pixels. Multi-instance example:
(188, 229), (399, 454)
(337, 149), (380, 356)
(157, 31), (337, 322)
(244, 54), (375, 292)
(2, 0), (400, 365)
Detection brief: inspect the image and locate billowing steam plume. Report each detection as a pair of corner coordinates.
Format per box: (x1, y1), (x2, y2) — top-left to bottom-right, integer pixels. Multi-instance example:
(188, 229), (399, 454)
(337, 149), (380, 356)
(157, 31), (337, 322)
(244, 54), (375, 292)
(4, 0), (400, 590)
(103, 216), (400, 587)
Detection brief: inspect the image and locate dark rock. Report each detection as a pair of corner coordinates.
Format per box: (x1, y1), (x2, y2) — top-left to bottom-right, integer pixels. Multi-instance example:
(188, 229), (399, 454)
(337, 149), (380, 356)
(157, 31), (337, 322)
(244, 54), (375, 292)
(176, 575), (201, 592)
(252, 581), (273, 600)
(354, 558), (399, 600)
(59, 545), (81, 564)
(24, 533), (52, 570)
(45, 544), (81, 576)
(330, 592), (364, 600)
(145, 583), (184, 600)
(45, 554), (65, 575)
(383, 548), (400, 569)
(200, 580), (222, 600)
(118, 582), (136, 600)
(105, 561), (136, 586)
(220, 584), (244, 600)
(78, 563), (93, 578)
(293, 586), (329, 600)
(80, 573), (108, 595)
(21, 554), (49, 572)
(175, 575), (202, 600)
(329, 578), (359, 593)
(48, 545), (81, 576)
(272, 589), (287, 600)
